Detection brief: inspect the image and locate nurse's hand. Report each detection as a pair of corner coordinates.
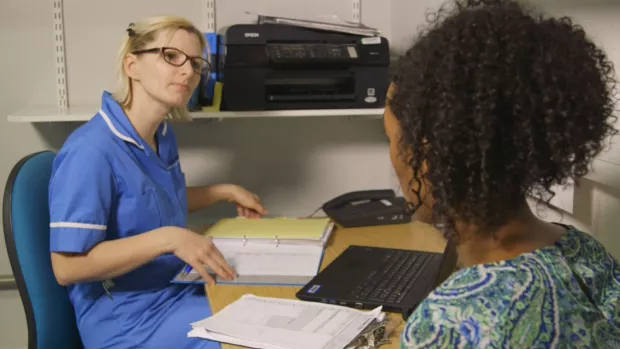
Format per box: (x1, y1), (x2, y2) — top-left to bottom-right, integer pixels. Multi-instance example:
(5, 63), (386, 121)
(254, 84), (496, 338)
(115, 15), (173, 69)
(226, 185), (268, 218)
(165, 227), (237, 285)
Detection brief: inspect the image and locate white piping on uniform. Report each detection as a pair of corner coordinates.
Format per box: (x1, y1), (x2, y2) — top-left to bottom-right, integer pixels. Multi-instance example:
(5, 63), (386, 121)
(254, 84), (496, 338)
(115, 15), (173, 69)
(167, 159), (180, 169)
(98, 109), (145, 150)
(161, 121), (168, 136)
(50, 222), (107, 230)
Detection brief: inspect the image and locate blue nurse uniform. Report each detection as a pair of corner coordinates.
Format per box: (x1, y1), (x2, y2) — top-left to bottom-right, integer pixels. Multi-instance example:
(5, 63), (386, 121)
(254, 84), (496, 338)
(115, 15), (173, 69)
(48, 91), (219, 349)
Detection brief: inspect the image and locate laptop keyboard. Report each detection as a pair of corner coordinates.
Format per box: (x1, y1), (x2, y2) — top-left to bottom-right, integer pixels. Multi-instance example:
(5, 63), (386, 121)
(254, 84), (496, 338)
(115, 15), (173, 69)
(349, 250), (434, 304)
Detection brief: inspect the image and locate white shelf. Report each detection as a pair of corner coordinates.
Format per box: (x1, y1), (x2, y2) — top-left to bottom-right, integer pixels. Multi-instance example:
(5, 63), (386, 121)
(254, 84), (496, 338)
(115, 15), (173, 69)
(8, 106), (96, 122)
(7, 106), (385, 123)
(192, 108), (385, 119)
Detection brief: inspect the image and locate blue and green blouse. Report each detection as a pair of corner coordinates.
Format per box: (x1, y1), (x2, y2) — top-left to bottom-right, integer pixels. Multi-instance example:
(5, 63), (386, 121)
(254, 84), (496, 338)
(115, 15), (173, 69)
(402, 226), (620, 348)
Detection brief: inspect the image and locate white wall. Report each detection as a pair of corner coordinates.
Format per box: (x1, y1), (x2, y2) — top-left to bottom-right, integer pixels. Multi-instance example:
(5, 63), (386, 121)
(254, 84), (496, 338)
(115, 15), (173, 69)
(391, 0), (446, 54)
(1, 0), (619, 348)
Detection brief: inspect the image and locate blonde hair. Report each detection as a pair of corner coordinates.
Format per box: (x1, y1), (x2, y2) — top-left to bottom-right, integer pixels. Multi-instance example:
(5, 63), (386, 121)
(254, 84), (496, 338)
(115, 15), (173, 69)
(112, 16), (207, 122)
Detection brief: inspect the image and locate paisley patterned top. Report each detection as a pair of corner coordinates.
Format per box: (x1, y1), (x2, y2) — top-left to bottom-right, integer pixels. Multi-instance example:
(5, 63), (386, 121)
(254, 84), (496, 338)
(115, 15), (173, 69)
(401, 226), (620, 348)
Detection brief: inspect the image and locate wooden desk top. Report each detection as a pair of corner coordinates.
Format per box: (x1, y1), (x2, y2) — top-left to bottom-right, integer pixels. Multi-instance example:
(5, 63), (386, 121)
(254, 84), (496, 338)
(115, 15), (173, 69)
(206, 221), (446, 349)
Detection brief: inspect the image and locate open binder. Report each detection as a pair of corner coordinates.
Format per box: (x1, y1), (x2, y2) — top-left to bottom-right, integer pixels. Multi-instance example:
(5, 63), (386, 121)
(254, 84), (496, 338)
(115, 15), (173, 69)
(172, 218), (334, 286)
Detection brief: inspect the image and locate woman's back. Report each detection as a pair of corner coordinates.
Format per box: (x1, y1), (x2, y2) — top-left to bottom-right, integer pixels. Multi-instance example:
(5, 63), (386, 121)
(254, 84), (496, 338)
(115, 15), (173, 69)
(402, 226), (620, 348)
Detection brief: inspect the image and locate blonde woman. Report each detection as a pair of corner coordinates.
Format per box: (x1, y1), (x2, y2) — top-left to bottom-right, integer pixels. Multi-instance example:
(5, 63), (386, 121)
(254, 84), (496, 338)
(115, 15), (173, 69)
(48, 16), (266, 348)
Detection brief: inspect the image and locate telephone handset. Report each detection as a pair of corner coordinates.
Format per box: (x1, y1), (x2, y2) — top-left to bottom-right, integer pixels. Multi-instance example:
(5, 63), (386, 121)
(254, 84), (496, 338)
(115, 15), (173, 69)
(322, 189), (412, 228)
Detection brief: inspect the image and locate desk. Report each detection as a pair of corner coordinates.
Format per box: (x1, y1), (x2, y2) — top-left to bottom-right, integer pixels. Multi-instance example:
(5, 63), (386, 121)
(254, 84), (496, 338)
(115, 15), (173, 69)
(206, 221), (447, 349)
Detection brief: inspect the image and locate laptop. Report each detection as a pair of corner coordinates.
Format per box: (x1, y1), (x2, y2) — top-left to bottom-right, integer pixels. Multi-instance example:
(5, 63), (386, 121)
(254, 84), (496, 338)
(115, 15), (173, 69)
(295, 240), (458, 319)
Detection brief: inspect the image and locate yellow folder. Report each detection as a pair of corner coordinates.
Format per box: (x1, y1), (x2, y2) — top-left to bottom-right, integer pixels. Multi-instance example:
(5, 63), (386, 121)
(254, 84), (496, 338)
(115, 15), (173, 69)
(204, 217), (332, 241)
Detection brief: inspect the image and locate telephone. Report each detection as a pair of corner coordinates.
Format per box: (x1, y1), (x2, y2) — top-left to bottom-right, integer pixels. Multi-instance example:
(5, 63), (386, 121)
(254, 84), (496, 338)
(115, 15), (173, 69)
(322, 189), (412, 228)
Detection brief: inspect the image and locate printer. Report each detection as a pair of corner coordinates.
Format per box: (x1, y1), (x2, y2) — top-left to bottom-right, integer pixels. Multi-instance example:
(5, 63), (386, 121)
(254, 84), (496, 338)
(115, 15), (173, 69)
(220, 24), (390, 111)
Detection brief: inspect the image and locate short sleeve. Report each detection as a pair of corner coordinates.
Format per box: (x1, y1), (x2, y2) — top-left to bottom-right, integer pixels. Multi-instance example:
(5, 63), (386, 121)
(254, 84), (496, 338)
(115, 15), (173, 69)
(48, 146), (116, 253)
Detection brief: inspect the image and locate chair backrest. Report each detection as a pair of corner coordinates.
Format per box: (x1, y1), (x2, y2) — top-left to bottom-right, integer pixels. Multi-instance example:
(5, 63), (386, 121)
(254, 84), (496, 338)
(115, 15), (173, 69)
(3, 151), (82, 349)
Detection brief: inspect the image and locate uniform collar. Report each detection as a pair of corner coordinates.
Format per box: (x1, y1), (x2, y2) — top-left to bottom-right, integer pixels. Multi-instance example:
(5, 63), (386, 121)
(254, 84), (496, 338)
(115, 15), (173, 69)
(98, 91), (168, 152)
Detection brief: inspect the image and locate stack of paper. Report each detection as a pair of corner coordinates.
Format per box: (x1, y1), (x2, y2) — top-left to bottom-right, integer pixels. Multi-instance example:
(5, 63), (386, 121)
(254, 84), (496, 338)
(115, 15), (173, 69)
(189, 295), (384, 349)
(248, 12), (382, 37)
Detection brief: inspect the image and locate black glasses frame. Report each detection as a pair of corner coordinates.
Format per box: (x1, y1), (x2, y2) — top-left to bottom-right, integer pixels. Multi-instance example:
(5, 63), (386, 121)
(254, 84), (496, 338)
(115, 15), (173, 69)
(132, 46), (211, 74)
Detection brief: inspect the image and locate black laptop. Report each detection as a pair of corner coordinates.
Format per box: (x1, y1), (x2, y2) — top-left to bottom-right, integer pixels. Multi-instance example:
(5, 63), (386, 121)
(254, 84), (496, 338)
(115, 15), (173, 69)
(296, 240), (458, 319)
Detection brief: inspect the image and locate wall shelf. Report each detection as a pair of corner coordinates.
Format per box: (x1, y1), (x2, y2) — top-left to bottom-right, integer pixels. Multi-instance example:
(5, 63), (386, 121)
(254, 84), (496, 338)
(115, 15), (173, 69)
(7, 106), (385, 123)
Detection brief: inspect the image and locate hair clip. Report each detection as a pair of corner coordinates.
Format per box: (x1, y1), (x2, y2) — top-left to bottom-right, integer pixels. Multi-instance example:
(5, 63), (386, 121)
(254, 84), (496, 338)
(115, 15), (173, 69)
(127, 23), (136, 37)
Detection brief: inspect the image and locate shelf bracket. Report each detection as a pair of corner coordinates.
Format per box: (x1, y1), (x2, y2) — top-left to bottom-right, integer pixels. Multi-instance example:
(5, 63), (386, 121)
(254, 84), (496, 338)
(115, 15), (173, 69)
(352, 0), (361, 24)
(52, 0), (68, 109)
(204, 0), (216, 33)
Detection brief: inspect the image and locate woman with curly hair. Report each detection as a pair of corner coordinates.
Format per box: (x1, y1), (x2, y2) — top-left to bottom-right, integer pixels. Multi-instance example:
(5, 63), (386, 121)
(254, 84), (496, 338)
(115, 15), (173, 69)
(385, 0), (620, 347)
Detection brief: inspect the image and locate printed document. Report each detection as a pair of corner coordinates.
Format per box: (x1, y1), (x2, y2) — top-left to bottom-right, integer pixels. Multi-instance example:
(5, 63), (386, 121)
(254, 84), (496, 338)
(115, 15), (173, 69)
(188, 294), (383, 349)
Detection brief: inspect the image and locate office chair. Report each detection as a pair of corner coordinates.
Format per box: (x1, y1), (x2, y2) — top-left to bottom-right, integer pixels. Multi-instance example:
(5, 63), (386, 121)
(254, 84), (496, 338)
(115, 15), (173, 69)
(3, 151), (83, 349)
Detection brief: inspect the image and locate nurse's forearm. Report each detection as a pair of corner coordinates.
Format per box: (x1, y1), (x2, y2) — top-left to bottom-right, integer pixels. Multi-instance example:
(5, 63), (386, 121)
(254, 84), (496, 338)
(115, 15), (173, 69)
(186, 184), (234, 212)
(51, 228), (173, 286)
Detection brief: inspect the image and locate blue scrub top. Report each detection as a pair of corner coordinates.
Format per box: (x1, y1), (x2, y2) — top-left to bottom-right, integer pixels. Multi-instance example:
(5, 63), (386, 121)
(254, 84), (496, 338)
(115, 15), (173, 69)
(48, 92), (219, 349)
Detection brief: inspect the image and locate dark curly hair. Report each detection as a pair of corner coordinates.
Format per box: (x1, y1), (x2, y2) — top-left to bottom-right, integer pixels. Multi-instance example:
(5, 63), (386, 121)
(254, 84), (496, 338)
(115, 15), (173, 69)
(389, 0), (618, 237)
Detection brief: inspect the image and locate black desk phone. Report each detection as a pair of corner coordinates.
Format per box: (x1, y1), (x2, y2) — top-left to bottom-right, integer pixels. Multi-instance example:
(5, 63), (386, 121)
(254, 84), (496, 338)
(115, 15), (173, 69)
(322, 189), (412, 228)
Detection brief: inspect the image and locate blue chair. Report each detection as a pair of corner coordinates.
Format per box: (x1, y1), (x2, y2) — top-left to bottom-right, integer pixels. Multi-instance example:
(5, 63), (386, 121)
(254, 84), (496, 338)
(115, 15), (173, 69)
(3, 151), (83, 349)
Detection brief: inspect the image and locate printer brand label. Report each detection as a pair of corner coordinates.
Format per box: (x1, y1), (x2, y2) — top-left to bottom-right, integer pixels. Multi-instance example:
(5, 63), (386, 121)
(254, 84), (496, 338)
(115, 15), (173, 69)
(244, 32), (260, 38)
(307, 285), (321, 294)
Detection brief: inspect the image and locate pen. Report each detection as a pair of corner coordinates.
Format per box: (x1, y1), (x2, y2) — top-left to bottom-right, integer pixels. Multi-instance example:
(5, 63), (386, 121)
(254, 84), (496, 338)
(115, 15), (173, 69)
(102, 280), (114, 300)
(183, 265), (192, 275)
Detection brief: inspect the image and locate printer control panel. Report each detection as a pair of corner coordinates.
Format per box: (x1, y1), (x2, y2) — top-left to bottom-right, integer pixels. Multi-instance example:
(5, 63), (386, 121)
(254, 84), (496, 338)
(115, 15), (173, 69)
(267, 43), (359, 62)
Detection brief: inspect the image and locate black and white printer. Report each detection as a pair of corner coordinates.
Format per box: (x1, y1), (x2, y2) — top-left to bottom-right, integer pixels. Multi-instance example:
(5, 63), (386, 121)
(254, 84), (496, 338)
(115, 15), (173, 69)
(220, 24), (390, 111)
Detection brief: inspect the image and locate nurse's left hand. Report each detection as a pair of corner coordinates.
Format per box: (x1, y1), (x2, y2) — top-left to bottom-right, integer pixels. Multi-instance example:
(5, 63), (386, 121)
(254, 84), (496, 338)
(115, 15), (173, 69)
(227, 185), (268, 218)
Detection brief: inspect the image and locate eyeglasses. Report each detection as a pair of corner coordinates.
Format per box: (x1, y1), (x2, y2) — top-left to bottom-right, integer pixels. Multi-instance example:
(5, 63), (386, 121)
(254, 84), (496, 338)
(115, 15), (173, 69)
(131, 47), (211, 74)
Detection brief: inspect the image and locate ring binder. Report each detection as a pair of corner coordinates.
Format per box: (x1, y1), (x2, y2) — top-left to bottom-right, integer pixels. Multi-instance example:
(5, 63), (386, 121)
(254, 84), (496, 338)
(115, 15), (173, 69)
(171, 219), (336, 286)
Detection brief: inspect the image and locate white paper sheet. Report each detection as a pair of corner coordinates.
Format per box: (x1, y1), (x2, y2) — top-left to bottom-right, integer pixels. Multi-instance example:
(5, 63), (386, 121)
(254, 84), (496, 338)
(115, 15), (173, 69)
(189, 294), (383, 349)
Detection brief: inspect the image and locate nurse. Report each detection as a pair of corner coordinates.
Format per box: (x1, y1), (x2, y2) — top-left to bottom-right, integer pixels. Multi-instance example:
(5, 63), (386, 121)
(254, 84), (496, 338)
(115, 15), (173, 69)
(47, 16), (266, 348)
